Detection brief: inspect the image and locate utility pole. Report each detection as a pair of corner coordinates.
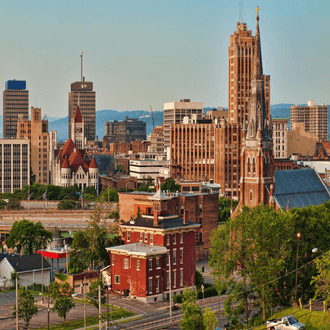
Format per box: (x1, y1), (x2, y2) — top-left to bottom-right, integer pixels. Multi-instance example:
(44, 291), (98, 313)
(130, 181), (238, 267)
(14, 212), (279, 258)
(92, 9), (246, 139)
(47, 288), (50, 330)
(84, 277), (86, 330)
(40, 236), (45, 304)
(169, 251), (172, 323)
(98, 285), (102, 330)
(16, 276), (18, 330)
(106, 288), (109, 330)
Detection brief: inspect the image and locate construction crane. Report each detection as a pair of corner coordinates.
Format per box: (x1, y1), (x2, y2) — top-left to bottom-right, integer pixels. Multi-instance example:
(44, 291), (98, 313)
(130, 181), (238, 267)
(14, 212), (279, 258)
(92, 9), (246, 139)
(150, 105), (155, 128)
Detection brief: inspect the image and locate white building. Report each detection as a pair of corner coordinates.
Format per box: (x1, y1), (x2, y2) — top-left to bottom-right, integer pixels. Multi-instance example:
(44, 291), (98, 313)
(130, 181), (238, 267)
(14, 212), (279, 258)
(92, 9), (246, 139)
(130, 153), (170, 183)
(0, 254), (51, 288)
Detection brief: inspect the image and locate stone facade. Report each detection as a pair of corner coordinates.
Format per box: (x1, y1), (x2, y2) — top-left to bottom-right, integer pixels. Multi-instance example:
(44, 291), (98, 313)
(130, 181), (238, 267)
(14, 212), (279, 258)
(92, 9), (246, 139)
(272, 118), (288, 159)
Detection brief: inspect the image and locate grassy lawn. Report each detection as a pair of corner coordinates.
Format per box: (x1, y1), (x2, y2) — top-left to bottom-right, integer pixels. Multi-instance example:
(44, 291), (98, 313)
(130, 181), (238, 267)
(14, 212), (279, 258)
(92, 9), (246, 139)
(255, 307), (330, 330)
(74, 298), (120, 309)
(36, 308), (135, 330)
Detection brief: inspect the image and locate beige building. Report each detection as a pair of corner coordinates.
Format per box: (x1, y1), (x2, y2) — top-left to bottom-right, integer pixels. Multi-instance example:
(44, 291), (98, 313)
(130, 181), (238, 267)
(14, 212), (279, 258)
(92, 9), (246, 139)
(0, 139), (30, 193)
(287, 122), (319, 157)
(290, 101), (328, 141)
(147, 124), (164, 153)
(164, 99), (203, 150)
(272, 117), (289, 159)
(3, 80), (29, 138)
(17, 107), (49, 184)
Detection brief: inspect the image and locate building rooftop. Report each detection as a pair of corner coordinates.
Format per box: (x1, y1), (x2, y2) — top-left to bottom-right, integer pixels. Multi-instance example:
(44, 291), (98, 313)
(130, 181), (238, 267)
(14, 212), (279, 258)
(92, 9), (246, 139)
(106, 242), (167, 256)
(0, 254), (51, 272)
(274, 168), (330, 210)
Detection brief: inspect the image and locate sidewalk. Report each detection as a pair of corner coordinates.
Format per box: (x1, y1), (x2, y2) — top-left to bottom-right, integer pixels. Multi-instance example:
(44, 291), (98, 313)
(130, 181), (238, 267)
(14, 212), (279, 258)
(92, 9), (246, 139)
(196, 260), (214, 284)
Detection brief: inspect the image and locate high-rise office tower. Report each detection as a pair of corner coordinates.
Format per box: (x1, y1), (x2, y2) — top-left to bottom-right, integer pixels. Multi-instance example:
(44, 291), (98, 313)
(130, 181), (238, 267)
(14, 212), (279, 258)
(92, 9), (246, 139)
(228, 22), (270, 125)
(164, 99), (203, 151)
(68, 53), (96, 142)
(290, 101), (328, 141)
(3, 80), (29, 138)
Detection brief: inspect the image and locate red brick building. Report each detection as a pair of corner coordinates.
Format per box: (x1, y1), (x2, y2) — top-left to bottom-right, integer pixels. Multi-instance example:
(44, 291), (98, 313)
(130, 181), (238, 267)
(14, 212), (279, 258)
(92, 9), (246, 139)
(106, 190), (200, 303)
(119, 191), (218, 260)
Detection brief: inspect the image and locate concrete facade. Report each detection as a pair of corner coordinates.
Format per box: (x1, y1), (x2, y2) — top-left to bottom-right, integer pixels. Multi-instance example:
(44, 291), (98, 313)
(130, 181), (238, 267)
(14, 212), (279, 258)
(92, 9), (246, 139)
(272, 118), (289, 159)
(0, 139), (30, 193)
(290, 101), (328, 141)
(164, 99), (203, 150)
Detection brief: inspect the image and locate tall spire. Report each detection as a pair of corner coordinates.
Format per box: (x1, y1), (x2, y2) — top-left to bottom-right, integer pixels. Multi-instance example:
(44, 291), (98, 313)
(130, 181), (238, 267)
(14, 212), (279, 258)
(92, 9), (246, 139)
(253, 6), (263, 81)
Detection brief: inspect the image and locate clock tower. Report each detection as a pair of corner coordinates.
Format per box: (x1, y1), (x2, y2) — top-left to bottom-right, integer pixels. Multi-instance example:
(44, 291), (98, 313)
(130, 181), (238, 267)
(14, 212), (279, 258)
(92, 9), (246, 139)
(71, 103), (85, 149)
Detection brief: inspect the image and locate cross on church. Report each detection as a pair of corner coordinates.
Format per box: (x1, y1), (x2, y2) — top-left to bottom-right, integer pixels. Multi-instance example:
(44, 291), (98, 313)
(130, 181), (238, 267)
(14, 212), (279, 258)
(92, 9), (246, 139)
(256, 6), (260, 18)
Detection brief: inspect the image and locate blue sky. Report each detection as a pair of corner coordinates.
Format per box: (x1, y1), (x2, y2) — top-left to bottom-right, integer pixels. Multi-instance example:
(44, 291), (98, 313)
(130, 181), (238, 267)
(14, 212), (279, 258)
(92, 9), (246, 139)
(0, 0), (329, 118)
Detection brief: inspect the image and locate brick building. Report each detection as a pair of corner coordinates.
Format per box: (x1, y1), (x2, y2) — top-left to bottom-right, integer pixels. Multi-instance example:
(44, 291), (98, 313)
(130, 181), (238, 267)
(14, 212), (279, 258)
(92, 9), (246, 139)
(119, 190), (218, 260)
(17, 107), (49, 184)
(147, 124), (164, 153)
(106, 189), (200, 302)
(290, 101), (328, 141)
(106, 140), (150, 155)
(101, 173), (138, 191)
(169, 16), (271, 200)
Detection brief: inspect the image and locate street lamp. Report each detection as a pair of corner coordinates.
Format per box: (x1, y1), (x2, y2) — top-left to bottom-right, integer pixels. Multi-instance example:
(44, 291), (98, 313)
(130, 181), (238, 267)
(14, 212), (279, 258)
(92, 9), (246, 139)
(39, 236), (45, 304)
(294, 232), (301, 306)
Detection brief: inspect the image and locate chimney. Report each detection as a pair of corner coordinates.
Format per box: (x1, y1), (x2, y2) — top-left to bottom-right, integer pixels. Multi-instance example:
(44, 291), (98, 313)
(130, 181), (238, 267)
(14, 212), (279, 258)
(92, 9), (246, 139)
(154, 211), (158, 227)
(270, 184), (274, 197)
(184, 210), (188, 224)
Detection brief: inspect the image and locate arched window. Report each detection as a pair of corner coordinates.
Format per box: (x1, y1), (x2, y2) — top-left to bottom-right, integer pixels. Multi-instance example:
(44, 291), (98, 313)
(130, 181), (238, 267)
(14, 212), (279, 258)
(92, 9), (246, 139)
(250, 190), (253, 201)
(253, 158), (256, 175)
(247, 158), (251, 176)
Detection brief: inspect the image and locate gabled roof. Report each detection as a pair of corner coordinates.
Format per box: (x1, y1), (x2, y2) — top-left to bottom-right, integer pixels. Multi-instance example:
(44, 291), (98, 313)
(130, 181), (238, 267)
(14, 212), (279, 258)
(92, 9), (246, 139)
(74, 105), (83, 123)
(0, 254), (51, 272)
(61, 139), (82, 158)
(274, 168), (330, 210)
(89, 157), (98, 169)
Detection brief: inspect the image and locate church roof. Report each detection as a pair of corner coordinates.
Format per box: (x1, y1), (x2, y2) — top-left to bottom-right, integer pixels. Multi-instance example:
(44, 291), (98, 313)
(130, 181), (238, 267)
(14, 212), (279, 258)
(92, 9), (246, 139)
(61, 157), (70, 169)
(274, 168), (330, 210)
(74, 105), (83, 123)
(89, 157), (98, 169)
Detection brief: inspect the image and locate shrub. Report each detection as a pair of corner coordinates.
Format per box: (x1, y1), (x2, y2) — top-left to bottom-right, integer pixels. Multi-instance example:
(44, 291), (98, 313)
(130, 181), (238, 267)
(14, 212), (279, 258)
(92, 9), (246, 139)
(55, 273), (69, 282)
(57, 199), (80, 210)
(173, 294), (184, 304)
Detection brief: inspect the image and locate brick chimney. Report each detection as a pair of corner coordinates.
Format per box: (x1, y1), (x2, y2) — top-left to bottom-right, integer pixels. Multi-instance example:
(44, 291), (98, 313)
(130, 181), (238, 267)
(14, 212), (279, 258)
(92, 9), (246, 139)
(183, 210), (188, 224)
(154, 211), (159, 227)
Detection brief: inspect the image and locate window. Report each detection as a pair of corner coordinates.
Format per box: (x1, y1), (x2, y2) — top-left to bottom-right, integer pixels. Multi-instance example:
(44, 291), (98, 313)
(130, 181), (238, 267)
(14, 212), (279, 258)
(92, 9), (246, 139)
(199, 203), (203, 214)
(137, 260), (140, 271)
(124, 258), (128, 269)
(150, 233), (153, 245)
(167, 251), (170, 266)
(144, 233), (148, 243)
(166, 271), (170, 289)
(180, 248), (183, 264)
(166, 234), (170, 245)
(114, 275), (120, 284)
(180, 269), (183, 286)
(173, 270), (177, 288)
(156, 258), (160, 269)
(149, 259), (152, 270)
(180, 233), (183, 243)
(149, 277), (152, 294)
(173, 249), (176, 265)
(173, 234), (176, 245)
(140, 232), (142, 242)
(156, 276), (159, 293)
(127, 231), (130, 242)
(181, 205), (184, 216)
(112, 255), (114, 265)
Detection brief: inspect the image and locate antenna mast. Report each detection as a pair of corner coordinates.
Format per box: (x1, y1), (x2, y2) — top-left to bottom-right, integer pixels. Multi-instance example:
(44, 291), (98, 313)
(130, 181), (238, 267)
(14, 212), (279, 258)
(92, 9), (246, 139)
(239, 1), (244, 23)
(80, 52), (83, 82)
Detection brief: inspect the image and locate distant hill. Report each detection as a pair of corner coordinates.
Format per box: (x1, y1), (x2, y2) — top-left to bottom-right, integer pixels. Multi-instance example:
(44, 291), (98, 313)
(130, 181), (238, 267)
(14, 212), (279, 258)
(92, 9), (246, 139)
(0, 104), (328, 141)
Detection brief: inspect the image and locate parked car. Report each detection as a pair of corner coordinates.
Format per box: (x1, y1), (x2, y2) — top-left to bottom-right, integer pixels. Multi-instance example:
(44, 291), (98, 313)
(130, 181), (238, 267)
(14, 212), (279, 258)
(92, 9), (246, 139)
(266, 315), (305, 330)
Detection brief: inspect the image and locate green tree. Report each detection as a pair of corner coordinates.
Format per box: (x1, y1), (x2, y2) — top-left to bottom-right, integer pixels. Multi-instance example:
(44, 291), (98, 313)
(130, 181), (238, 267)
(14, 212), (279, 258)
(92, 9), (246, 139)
(68, 231), (90, 274)
(218, 197), (239, 222)
(210, 205), (294, 323)
(161, 178), (181, 192)
(180, 288), (204, 330)
(57, 199), (80, 210)
(98, 187), (119, 202)
(12, 286), (38, 329)
(86, 279), (106, 310)
(6, 220), (52, 255)
(311, 251), (330, 308)
(196, 270), (204, 290)
(203, 307), (217, 330)
(11, 270), (19, 289)
(49, 281), (75, 326)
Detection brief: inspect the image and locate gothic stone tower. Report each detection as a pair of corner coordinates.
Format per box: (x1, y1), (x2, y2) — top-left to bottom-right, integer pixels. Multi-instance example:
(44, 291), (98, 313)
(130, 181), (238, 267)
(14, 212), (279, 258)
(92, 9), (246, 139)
(71, 104), (85, 149)
(239, 8), (275, 208)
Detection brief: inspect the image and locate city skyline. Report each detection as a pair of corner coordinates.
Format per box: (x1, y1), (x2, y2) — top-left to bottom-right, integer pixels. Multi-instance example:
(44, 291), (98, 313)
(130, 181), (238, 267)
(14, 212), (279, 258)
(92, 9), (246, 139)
(0, 0), (329, 118)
